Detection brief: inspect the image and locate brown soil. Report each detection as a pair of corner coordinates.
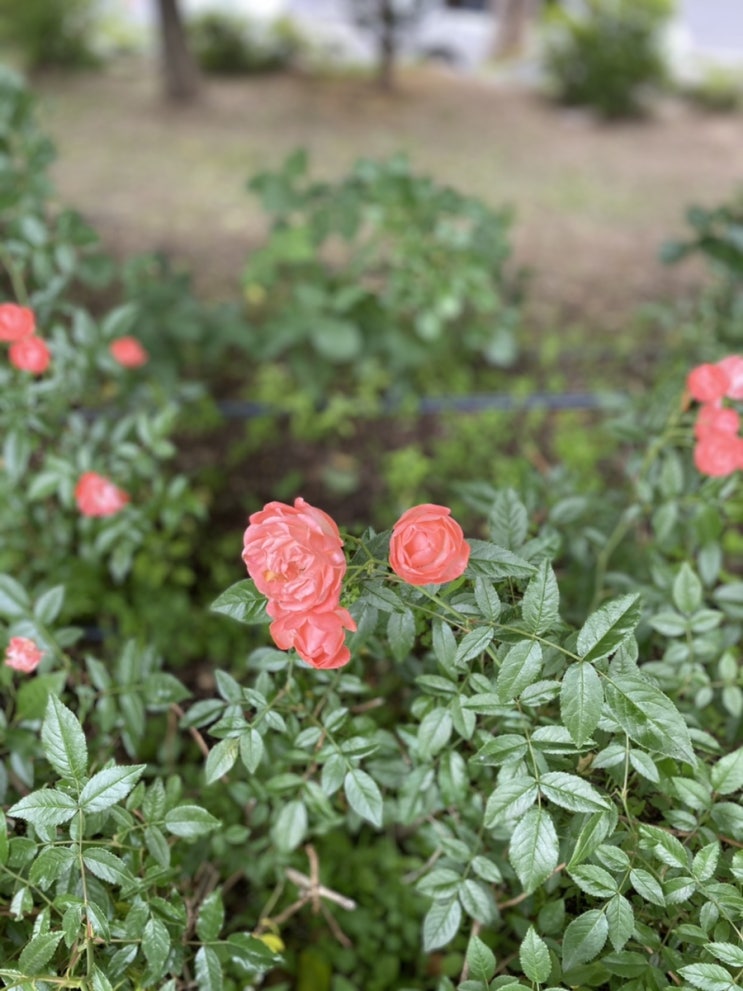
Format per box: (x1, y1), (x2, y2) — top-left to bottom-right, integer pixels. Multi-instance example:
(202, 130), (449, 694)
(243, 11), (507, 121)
(34, 59), (743, 331)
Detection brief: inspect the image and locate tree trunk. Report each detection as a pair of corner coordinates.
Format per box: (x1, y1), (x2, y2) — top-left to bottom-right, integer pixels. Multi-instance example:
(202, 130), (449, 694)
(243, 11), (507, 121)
(377, 0), (396, 91)
(155, 0), (200, 102)
(493, 0), (539, 58)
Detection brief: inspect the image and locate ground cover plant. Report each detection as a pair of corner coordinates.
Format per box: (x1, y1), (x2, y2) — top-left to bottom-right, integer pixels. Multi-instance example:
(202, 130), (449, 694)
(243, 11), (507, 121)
(1, 67), (743, 991)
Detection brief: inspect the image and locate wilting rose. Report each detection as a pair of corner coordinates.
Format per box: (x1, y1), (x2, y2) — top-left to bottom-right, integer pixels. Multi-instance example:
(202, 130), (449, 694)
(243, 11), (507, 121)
(269, 606), (357, 669)
(4, 636), (44, 674)
(110, 336), (149, 368)
(75, 472), (130, 517)
(694, 430), (743, 477)
(389, 503), (470, 586)
(687, 363), (730, 403)
(242, 497), (347, 614)
(0, 303), (35, 343)
(8, 336), (50, 375)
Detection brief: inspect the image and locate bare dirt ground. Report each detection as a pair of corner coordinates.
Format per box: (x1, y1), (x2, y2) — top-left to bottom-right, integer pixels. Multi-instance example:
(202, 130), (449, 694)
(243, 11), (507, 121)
(34, 60), (743, 332)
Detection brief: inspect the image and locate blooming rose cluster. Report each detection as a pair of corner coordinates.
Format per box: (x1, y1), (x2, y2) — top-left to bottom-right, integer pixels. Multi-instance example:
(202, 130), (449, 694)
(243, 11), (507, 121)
(243, 498), (470, 669)
(687, 356), (743, 477)
(0, 302), (51, 375)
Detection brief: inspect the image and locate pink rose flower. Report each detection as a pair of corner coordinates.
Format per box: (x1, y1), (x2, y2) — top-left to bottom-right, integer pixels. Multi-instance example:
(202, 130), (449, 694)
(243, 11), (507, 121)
(269, 606), (357, 669)
(110, 336), (149, 368)
(687, 363), (730, 403)
(717, 354), (743, 400)
(694, 429), (743, 477)
(694, 403), (740, 439)
(9, 336), (50, 375)
(5, 636), (44, 674)
(389, 504), (470, 586)
(0, 303), (35, 343)
(75, 472), (130, 517)
(242, 497), (347, 614)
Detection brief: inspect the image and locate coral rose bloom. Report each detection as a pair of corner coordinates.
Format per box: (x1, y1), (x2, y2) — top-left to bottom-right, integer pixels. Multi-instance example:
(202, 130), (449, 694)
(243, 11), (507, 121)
(687, 363), (730, 403)
(694, 404), (740, 439)
(694, 430), (743, 477)
(75, 472), (130, 517)
(9, 336), (50, 375)
(717, 354), (743, 400)
(0, 303), (35, 342)
(5, 636), (44, 674)
(110, 336), (149, 368)
(242, 497), (347, 614)
(390, 504), (470, 586)
(270, 606), (357, 669)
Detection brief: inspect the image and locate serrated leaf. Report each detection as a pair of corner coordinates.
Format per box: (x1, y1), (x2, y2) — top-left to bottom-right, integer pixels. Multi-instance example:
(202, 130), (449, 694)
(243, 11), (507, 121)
(466, 540), (535, 580)
(0, 574), (30, 618)
(567, 808), (617, 868)
(509, 807), (559, 894)
(42, 696), (88, 783)
(210, 580), (268, 625)
(83, 848), (132, 886)
(90, 966), (113, 991)
(239, 728), (265, 774)
(197, 890), (225, 943)
(605, 673), (695, 764)
(522, 560), (560, 634)
(577, 593), (641, 662)
(673, 563), (703, 614)
(639, 824), (689, 869)
(628, 749), (660, 783)
(164, 805), (220, 838)
(497, 640), (542, 701)
(18, 931), (63, 974)
(561, 909), (608, 971)
(80, 765), (145, 813)
(195, 946), (223, 991)
(8, 789), (77, 827)
(466, 934), (496, 982)
(520, 925), (551, 983)
(271, 799), (307, 853)
(711, 747), (743, 795)
(344, 768), (383, 827)
(205, 738), (239, 784)
(484, 776), (538, 827)
(455, 627), (494, 667)
(142, 916), (170, 974)
(432, 620), (458, 671)
(474, 579), (501, 621)
(459, 879), (495, 924)
(692, 842), (720, 883)
(678, 962), (737, 991)
(629, 868), (665, 906)
(473, 734), (527, 767)
(387, 608), (416, 662)
(30, 847), (76, 888)
(605, 893), (634, 951)
(561, 662), (603, 746)
(705, 943), (743, 968)
(568, 864), (618, 898)
(539, 772), (611, 813)
(418, 708), (453, 760)
(422, 898), (461, 951)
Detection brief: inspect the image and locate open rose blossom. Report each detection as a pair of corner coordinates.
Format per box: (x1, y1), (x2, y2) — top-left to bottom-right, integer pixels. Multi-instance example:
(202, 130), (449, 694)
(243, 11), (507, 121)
(242, 497), (347, 615)
(75, 472), (130, 517)
(389, 504), (470, 586)
(110, 336), (149, 368)
(269, 606), (357, 669)
(694, 404), (740, 439)
(0, 303), (35, 342)
(4, 637), (44, 674)
(694, 430), (743, 477)
(717, 354), (743, 400)
(8, 336), (50, 375)
(687, 363), (731, 403)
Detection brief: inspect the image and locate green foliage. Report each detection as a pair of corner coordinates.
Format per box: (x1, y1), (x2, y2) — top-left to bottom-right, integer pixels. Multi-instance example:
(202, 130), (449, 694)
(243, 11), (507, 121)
(542, 0), (674, 118)
(0, 0), (101, 71)
(188, 10), (303, 75)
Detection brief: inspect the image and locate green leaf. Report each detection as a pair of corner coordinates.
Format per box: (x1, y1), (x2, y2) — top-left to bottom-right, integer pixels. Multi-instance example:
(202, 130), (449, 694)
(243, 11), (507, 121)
(678, 963), (737, 991)
(454, 627), (494, 667)
(473, 734), (528, 767)
(90, 966), (114, 991)
(474, 579), (501, 621)
(628, 749), (660, 783)
(197, 889), (225, 943)
(489, 488), (529, 548)
(83, 848), (133, 886)
(271, 799), (307, 853)
(639, 824), (689, 870)
(0, 814), (7, 866)
(604, 673), (695, 764)
(145, 826), (171, 867)
(310, 318), (362, 362)
(16, 673), (67, 722)
(692, 842), (720, 883)
(42, 696), (88, 783)
(164, 804), (220, 838)
(432, 620), (458, 671)
(18, 931), (63, 974)
(34, 585), (65, 625)
(205, 738), (239, 784)
(210, 580), (268, 625)
(567, 809), (618, 868)
(466, 934), (496, 982)
(344, 768), (383, 827)
(629, 868), (665, 906)
(387, 608), (416, 662)
(711, 747), (743, 795)
(195, 946), (223, 991)
(497, 640), (542, 701)
(539, 772), (611, 813)
(561, 662), (603, 746)
(522, 561), (560, 634)
(605, 893), (634, 951)
(422, 898), (462, 952)
(706, 943), (743, 968)
(0, 574), (30, 618)
(80, 765), (145, 813)
(418, 708), (453, 760)
(520, 925), (551, 984)
(568, 865), (618, 898)
(509, 807), (559, 894)
(8, 789), (77, 827)
(673, 563), (703, 614)
(239, 728), (265, 774)
(466, 540), (536, 580)
(30, 847), (76, 888)
(561, 909), (608, 972)
(484, 776), (538, 827)
(458, 879), (495, 924)
(577, 593), (641, 662)
(142, 916), (171, 975)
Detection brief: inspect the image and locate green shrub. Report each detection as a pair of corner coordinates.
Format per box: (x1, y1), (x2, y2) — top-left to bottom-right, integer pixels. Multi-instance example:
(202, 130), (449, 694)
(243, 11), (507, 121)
(682, 66), (743, 113)
(188, 10), (302, 75)
(0, 0), (101, 71)
(542, 0), (674, 118)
